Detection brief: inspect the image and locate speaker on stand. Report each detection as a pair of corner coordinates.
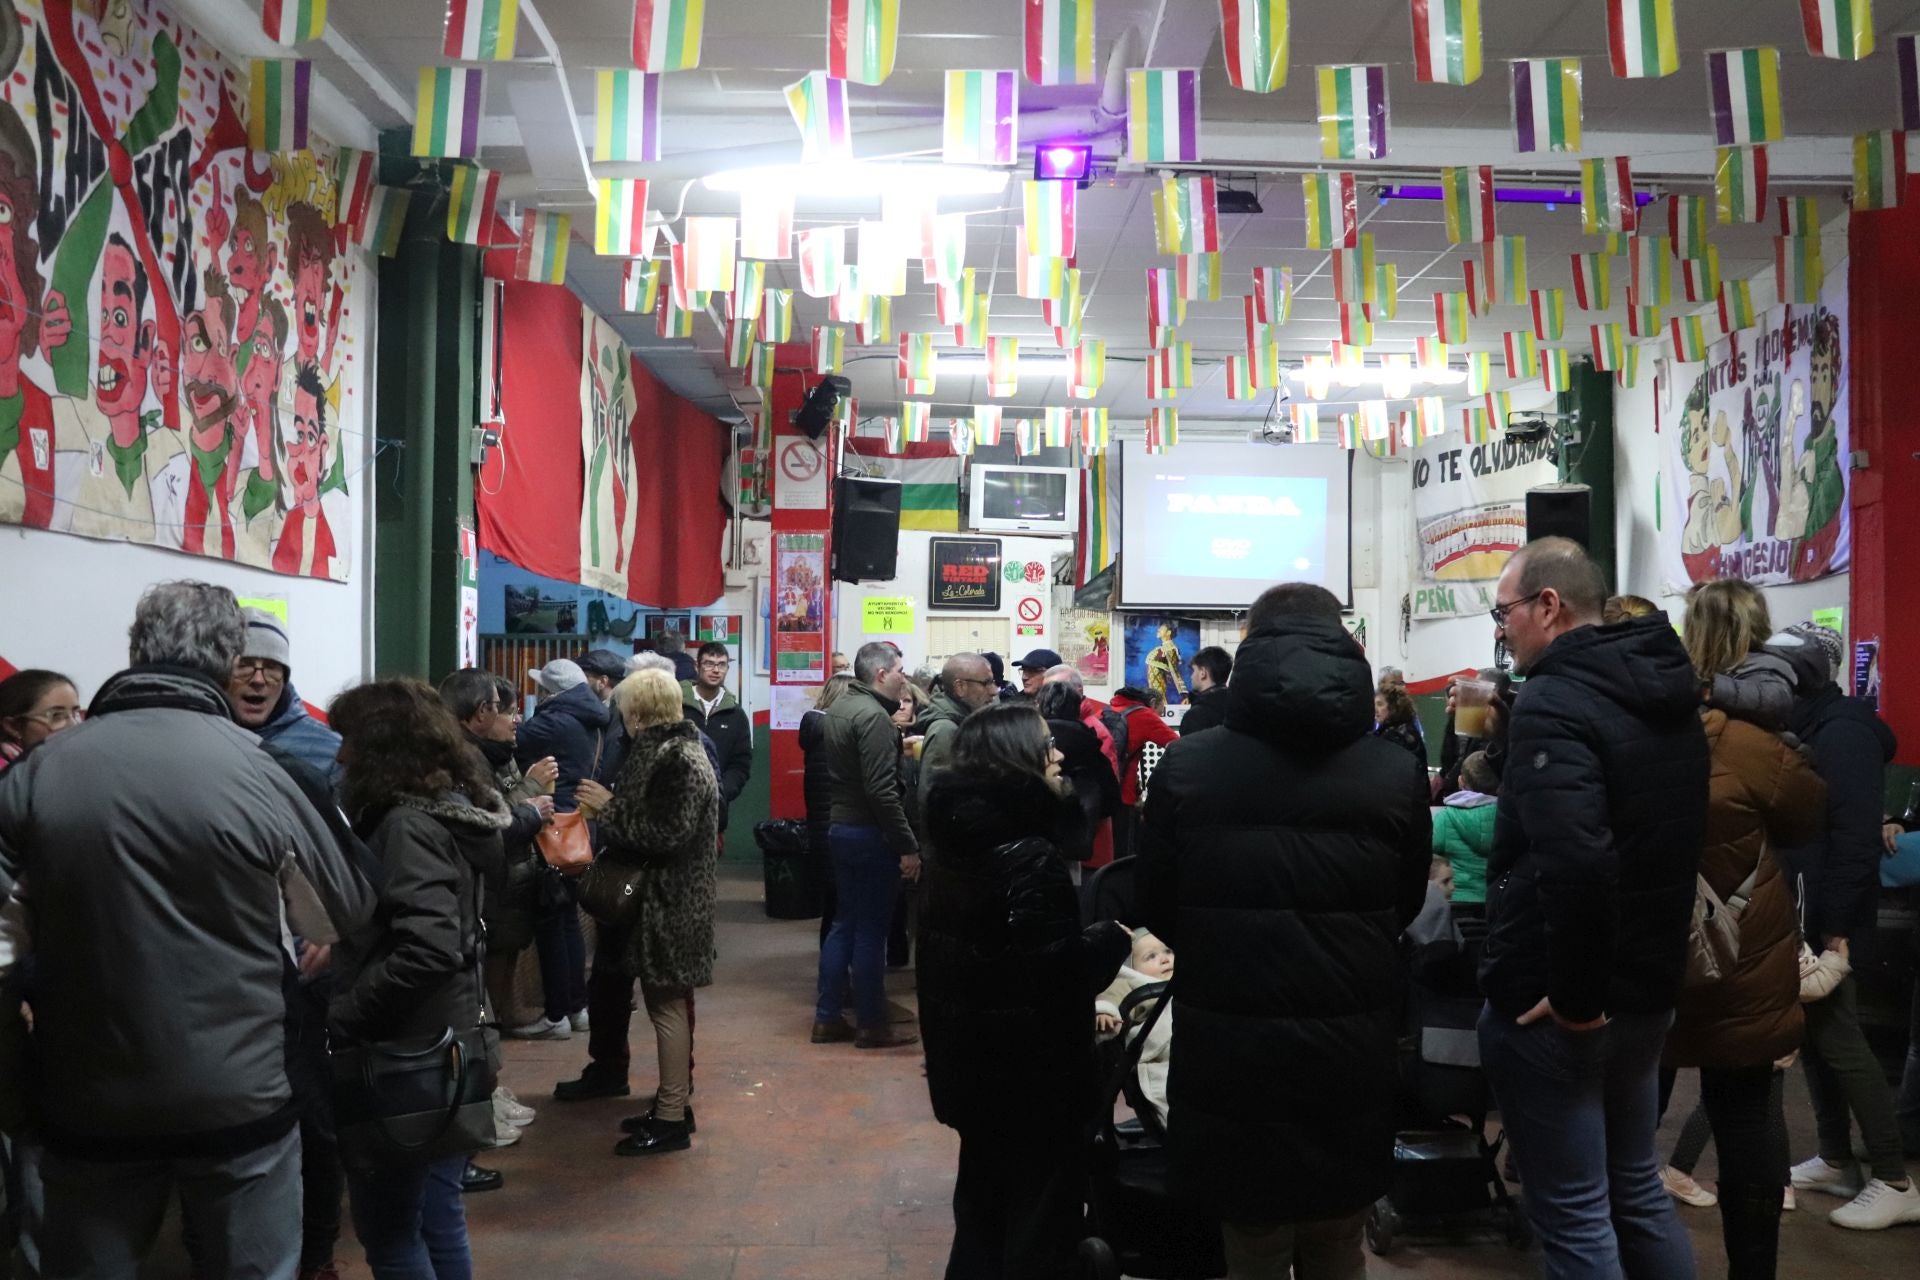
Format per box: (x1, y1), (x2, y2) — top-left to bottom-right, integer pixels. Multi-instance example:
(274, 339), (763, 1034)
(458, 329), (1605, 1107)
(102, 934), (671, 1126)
(832, 476), (903, 582)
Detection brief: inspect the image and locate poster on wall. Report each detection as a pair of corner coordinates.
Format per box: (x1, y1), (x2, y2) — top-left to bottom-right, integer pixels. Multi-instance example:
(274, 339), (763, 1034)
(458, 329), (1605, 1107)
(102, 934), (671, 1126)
(1122, 615), (1200, 706)
(1055, 591), (1112, 688)
(929, 536), (1002, 610)
(1409, 436), (1559, 620)
(457, 527), (479, 669)
(0, 2), (364, 579)
(772, 532), (828, 683)
(503, 585), (579, 635)
(580, 309), (641, 595)
(1661, 266), (1849, 590)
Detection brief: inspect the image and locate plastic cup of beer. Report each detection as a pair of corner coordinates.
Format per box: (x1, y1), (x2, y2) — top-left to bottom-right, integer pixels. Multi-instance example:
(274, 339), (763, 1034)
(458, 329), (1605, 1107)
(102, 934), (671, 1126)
(1454, 679), (1496, 739)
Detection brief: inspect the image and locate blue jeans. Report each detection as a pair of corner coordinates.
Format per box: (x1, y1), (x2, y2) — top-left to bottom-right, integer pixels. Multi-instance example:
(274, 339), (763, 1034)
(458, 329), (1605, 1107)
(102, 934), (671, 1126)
(815, 823), (900, 1029)
(346, 1155), (471, 1280)
(533, 898), (587, 1022)
(1479, 1006), (1696, 1280)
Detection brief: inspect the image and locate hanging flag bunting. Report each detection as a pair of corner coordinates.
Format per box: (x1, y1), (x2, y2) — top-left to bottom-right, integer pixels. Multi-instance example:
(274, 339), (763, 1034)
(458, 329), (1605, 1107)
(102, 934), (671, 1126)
(1178, 252), (1222, 302)
(898, 331), (938, 387)
(1411, 0), (1483, 85)
(633, 0), (705, 73)
(1607, 0), (1679, 78)
(514, 210), (570, 284)
(1380, 353), (1414, 398)
(1589, 322), (1625, 370)
(1316, 64), (1389, 161)
(1580, 156), (1637, 234)
(1018, 234), (1070, 300)
(1147, 344), (1193, 399)
(1368, 264), (1399, 320)
(262, 0), (326, 45)
(358, 186), (409, 258)
(1071, 339), (1107, 397)
(857, 220), (907, 296)
(1901, 34), (1920, 130)
(1441, 165), (1495, 244)
(830, 272), (864, 323)
(1299, 172), (1357, 250)
(1802, 0), (1875, 60)
(445, 165), (500, 246)
(943, 70), (1019, 164)
(812, 325), (846, 373)
(1075, 408), (1111, 454)
(1854, 129), (1908, 210)
(1714, 145), (1769, 224)
(1510, 57), (1582, 153)
(1627, 303), (1663, 337)
(1329, 340), (1365, 374)
(1482, 389), (1513, 427)
(1571, 252), (1613, 310)
(1339, 304), (1374, 347)
(621, 261), (662, 315)
(1023, 180), (1077, 258)
(757, 289), (794, 342)
(334, 147), (377, 231)
(248, 60), (311, 153)
(1358, 399), (1390, 441)
(1289, 403), (1320, 442)
(1461, 406), (1494, 443)
(1465, 350), (1491, 395)
(901, 401), (932, 443)
(1041, 407), (1071, 448)
(1415, 335), (1449, 369)
(1253, 266), (1293, 325)
(1331, 235), (1377, 303)
(1465, 235), (1526, 306)
(1049, 291), (1085, 349)
(1410, 396), (1448, 444)
(738, 189), (796, 261)
(1717, 279), (1756, 333)
(1778, 195), (1822, 236)
(973, 404), (1005, 446)
(1145, 407), (1178, 453)
(668, 245), (709, 311)
(1336, 412), (1362, 449)
(1542, 347), (1574, 393)
(1151, 175), (1219, 255)
(1226, 354), (1258, 401)
(882, 416), (908, 453)
(594, 178), (650, 256)
(1433, 292), (1470, 343)
(934, 274), (966, 327)
(859, 296), (892, 344)
(1529, 288), (1566, 341)
(1300, 355), (1333, 400)
(1667, 194), (1710, 259)
(1628, 234), (1672, 306)
(1615, 342), (1643, 388)
(1680, 245), (1721, 303)
(1041, 268), (1079, 328)
(1503, 330), (1539, 379)
(1775, 233), (1824, 303)
(1669, 313), (1707, 362)
(595, 70), (662, 164)
(445, 0), (519, 61)
(682, 215), (737, 292)
(956, 290), (992, 349)
(922, 213), (969, 286)
(657, 284), (694, 339)
(724, 316), (756, 368)
(413, 67), (484, 158)
(1222, 0), (1290, 92)
(1127, 68), (1203, 164)
(949, 420), (976, 456)
(748, 342), (778, 390)
(985, 335), (1020, 397)
(796, 227), (845, 297)
(1706, 48), (1784, 146)
(785, 73), (853, 162)
(829, 0), (900, 85)
(1026, 0), (1096, 86)
(1145, 267), (1186, 334)
(1246, 340), (1282, 390)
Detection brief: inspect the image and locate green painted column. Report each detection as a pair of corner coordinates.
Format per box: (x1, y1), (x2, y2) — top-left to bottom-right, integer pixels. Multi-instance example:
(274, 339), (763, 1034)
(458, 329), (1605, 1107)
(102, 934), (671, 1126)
(1559, 363), (1618, 587)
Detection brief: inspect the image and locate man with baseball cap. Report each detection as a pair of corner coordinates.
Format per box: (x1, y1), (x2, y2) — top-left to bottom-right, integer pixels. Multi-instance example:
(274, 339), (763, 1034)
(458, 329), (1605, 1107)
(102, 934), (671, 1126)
(227, 606), (341, 782)
(1013, 648), (1063, 698)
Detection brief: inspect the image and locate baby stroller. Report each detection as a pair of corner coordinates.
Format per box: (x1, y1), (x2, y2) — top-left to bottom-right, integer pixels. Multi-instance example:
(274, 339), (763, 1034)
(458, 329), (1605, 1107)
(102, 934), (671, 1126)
(1077, 858), (1226, 1280)
(1365, 902), (1531, 1255)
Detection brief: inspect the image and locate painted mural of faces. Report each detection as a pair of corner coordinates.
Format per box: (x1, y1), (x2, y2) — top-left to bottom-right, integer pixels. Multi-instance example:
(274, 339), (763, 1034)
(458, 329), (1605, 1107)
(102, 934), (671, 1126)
(241, 300), (286, 411)
(0, 175), (28, 371)
(286, 367), (327, 509)
(181, 285), (239, 437)
(226, 192), (276, 297)
(285, 204), (333, 367)
(96, 237), (153, 417)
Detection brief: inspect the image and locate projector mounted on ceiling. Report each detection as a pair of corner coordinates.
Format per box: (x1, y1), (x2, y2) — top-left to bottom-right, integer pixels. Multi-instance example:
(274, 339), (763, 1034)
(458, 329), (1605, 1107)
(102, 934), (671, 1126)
(1216, 187), (1263, 215)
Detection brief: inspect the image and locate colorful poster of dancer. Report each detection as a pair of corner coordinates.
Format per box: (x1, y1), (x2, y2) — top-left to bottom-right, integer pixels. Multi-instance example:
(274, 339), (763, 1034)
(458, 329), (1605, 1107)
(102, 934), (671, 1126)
(773, 532), (827, 683)
(1122, 615), (1200, 707)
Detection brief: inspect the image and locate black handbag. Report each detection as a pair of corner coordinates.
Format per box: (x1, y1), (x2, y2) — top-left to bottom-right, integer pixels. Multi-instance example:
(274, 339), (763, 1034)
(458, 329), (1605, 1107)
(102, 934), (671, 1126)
(331, 871), (497, 1169)
(577, 853), (647, 927)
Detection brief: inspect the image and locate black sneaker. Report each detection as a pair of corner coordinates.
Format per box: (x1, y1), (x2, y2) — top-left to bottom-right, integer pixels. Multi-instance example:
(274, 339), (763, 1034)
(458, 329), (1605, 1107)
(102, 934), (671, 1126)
(553, 1072), (630, 1102)
(459, 1162), (504, 1193)
(613, 1116), (692, 1157)
(621, 1104), (696, 1135)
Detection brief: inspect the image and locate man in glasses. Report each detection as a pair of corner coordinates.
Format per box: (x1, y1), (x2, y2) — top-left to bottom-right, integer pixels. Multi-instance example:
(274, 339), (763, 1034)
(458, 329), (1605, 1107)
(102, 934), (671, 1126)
(228, 606), (341, 783)
(914, 652), (997, 806)
(681, 641), (753, 835)
(1476, 537), (1708, 1277)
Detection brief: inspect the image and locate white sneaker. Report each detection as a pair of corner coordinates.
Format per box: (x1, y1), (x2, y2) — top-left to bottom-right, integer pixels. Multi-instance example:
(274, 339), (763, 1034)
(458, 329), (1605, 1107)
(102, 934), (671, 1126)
(493, 1087), (536, 1127)
(1783, 1185), (1797, 1212)
(1792, 1155), (1864, 1198)
(504, 1017), (571, 1041)
(1661, 1165), (1718, 1208)
(568, 1008), (590, 1032)
(486, 1114), (522, 1148)
(1828, 1178), (1920, 1230)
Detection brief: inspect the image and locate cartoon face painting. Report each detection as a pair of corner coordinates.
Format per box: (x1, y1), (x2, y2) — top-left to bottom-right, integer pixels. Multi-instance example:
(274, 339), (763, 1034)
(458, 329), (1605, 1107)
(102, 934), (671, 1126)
(286, 365), (327, 510)
(96, 236), (152, 424)
(180, 286), (239, 444)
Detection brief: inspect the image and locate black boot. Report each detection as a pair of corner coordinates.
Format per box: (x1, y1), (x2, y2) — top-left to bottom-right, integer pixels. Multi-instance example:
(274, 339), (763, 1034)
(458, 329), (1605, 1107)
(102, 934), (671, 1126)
(459, 1162), (504, 1193)
(621, 1104), (696, 1134)
(1715, 1182), (1783, 1280)
(553, 1069), (630, 1102)
(613, 1115), (692, 1157)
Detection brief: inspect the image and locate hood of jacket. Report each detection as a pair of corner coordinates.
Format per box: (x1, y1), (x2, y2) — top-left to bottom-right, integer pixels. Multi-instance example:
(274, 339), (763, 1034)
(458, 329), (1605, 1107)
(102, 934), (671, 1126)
(390, 789), (513, 878)
(681, 680), (741, 715)
(87, 665), (232, 720)
(1222, 616), (1374, 753)
(1526, 616), (1704, 726)
(537, 681), (613, 730)
(1792, 683), (1898, 763)
(926, 768), (1077, 862)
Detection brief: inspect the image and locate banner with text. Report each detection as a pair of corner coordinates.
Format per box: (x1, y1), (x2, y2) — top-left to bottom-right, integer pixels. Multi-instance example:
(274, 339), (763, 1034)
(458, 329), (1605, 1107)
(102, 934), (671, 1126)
(1410, 434), (1559, 620)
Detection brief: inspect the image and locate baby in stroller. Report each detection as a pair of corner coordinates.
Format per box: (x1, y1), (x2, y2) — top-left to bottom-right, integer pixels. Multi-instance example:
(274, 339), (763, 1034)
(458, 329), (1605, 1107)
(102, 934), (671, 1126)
(1094, 929), (1174, 1129)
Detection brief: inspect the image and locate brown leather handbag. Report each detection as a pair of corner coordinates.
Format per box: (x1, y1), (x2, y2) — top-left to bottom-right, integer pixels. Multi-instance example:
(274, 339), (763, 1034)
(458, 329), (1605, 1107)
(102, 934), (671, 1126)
(536, 733), (602, 874)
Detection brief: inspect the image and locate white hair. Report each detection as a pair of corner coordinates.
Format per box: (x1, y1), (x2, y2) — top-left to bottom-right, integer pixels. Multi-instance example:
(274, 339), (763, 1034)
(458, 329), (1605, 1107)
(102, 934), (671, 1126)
(626, 652), (677, 676)
(1043, 663), (1083, 693)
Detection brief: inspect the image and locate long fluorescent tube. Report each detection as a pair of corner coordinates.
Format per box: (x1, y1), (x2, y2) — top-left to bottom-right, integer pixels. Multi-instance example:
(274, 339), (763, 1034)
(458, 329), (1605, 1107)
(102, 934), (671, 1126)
(703, 162), (1011, 199)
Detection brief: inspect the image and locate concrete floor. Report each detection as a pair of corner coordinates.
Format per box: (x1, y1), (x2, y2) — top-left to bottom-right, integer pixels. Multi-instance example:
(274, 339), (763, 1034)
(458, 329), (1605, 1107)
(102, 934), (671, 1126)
(465, 869), (1919, 1278)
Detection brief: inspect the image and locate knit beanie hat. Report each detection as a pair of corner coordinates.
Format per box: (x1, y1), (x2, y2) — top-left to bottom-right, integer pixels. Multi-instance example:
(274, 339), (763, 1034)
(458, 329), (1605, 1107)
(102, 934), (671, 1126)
(241, 607), (292, 671)
(1777, 622), (1843, 683)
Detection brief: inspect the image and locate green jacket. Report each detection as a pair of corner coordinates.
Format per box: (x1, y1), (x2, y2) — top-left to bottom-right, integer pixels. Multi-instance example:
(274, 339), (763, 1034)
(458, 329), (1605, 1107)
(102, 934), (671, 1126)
(1430, 797), (1496, 905)
(823, 683), (918, 856)
(915, 690), (971, 809)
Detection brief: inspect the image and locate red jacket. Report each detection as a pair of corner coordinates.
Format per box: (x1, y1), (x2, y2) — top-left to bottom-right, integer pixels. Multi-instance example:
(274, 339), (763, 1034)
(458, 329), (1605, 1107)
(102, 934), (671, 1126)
(1110, 692), (1179, 806)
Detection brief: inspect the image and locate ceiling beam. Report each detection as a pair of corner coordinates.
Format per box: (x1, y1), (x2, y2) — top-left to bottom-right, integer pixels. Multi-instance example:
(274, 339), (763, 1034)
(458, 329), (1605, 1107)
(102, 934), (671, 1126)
(167, 0), (395, 147)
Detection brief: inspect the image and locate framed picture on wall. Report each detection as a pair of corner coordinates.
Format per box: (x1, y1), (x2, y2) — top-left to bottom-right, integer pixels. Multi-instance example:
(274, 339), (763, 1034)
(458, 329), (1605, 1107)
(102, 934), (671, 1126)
(647, 613), (693, 647)
(929, 536), (1003, 610)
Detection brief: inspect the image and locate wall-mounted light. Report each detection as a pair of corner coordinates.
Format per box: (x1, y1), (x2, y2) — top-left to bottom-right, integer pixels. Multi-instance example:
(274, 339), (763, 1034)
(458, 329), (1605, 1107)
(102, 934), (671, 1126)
(1033, 142), (1093, 182)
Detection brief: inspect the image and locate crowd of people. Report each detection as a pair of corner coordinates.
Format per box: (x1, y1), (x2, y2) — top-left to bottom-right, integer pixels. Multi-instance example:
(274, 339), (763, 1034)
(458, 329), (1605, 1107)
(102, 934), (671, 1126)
(2, 540), (1917, 1279)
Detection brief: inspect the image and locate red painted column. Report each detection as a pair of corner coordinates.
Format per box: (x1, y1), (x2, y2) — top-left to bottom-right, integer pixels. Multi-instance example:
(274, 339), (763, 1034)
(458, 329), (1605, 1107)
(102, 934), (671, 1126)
(1846, 188), (1920, 763)
(766, 350), (834, 818)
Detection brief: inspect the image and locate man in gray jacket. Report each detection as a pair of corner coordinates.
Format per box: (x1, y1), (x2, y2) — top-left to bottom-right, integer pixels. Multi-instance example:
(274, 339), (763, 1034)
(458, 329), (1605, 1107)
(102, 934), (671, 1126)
(916, 652), (997, 808)
(0, 581), (372, 1280)
(813, 641), (920, 1049)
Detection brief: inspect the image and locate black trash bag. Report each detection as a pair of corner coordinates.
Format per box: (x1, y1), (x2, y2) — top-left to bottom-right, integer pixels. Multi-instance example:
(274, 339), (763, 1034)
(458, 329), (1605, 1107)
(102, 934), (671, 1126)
(755, 819), (821, 920)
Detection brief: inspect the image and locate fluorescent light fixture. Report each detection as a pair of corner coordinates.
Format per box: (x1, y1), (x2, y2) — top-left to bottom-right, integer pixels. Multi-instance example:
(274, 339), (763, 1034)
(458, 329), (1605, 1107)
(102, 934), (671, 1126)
(703, 162), (1010, 199)
(1288, 364), (1466, 386)
(1033, 142), (1093, 181)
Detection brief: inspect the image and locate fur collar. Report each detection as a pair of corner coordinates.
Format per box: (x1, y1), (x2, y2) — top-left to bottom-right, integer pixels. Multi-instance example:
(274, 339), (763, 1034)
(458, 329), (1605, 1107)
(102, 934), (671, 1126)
(391, 788), (514, 832)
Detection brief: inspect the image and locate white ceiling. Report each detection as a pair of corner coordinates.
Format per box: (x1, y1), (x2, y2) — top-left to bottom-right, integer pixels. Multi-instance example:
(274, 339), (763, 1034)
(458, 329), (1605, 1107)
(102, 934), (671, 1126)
(304, 0), (1900, 429)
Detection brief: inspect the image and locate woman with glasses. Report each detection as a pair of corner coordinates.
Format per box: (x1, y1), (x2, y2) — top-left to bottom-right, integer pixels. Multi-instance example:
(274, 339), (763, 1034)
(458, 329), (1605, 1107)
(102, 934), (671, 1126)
(0, 670), (82, 776)
(917, 702), (1132, 1276)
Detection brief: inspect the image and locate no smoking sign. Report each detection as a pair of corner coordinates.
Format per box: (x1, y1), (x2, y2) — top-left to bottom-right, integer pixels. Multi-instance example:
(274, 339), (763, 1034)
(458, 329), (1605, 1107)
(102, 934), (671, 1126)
(1017, 597), (1044, 623)
(774, 438), (827, 509)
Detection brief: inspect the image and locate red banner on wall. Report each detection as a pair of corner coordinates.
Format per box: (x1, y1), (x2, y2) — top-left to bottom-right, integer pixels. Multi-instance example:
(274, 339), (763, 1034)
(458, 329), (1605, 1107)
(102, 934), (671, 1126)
(475, 281), (727, 608)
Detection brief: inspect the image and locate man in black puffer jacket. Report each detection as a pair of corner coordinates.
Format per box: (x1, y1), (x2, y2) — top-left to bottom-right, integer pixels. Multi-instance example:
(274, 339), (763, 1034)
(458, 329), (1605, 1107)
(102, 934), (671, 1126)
(1140, 583), (1430, 1276)
(1477, 538), (1707, 1277)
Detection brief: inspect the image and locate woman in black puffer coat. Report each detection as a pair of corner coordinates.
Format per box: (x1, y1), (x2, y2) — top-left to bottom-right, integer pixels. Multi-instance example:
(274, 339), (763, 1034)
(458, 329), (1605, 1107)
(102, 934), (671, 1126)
(918, 703), (1131, 1280)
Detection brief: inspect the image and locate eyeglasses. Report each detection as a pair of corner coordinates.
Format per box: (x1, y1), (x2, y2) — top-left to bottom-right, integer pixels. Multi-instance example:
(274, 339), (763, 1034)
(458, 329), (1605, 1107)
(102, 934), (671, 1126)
(1489, 590), (1546, 628)
(951, 676), (994, 688)
(698, 659), (731, 671)
(232, 659), (287, 684)
(15, 707), (83, 730)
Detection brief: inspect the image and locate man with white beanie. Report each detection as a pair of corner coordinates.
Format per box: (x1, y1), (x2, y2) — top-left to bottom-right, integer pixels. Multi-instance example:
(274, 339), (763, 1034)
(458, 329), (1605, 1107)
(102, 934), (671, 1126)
(227, 606), (342, 783)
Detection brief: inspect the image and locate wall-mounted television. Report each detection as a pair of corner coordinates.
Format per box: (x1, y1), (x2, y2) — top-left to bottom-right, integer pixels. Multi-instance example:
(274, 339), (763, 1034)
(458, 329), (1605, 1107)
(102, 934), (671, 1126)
(968, 465), (1078, 535)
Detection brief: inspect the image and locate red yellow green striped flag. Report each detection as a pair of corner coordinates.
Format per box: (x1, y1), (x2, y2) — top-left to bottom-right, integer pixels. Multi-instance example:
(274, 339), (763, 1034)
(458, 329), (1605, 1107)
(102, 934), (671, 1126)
(632, 0), (705, 73)
(1145, 407), (1178, 454)
(262, 0), (326, 45)
(1127, 69), (1202, 164)
(986, 335), (1020, 397)
(1465, 350), (1491, 395)
(1330, 234), (1376, 304)
(1316, 64), (1389, 160)
(1222, 0), (1290, 92)
(1801, 0), (1874, 60)
(1434, 292), (1470, 343)
(447, 165), (500, 246)
(595, 70), (662, 163)
(943, 71), (1019, 165)
(1669, 313), (1708, 362)
(1503, 330), (1539, 379)
(1336, 412), (1362, 450)
(1778, 196), (1822, 236)
(1416, 336), (1449, 369)
(681, 215), (736, 292)
(1441, 164), (1495, 244)
(1411, 0), (1483, 86)
(656, 281), (694, 339)
(248, 60), (311, 152)
(1680, 246), (1721, 303)
(956, 290), (992, 350)
(1154, 176), (1219, 254)
(898, 332), (937, 385)
(797, 227), (844, 297)
(1465, 235), (1526, 307)
(333, 147), (376, 231)
(594, 178), (651, 256)
(1714, 145), (1768, 224)
(1253, 265), (1292, 325)
(1289, 403), (1320, 443)
(1716, 279), (1756, 333)
(1628, 235), (1672, 306)
(812, 324), (846, 374)
(514, 210), (570, 284)
(1460, 406), (1494, 444)
(902, 401), (932, 444)
(748, 342), (777, 390)
(1667, 194), (1710, 259)
(973, 404), (1004, 446)
(1530, 288), (1566, 341)
(1226, 353), (1257, 401)
(1854, 129), (1907, 211)
(1607, 0), (1679, 79)
(829, 0), (900, 86)
(1071, 339), (1106, 398)
(730, 262), (767, 325)
(1410, 396), (1448, 444)
(1178, 252), (1221, 302)
(1615, 341), (1643, 389)
(1775, 233), (1824, 303)
(725, 316), (756, 368)
(858, 296), (892, 345)
(757, 289), (794, 343)
(1145, 267), (1185, 334)
(1042, 407), (1071, 449)
(1147, 344), (1193, 399)
(1366, 264), (1399, 320)
(1572, 252), (1612, 309)
(444, 0), (519, 61)
(1026, 0), (1095, 86)
(1300, 171), (1357, 250)
(1338, 303), (1373, 347)
(1543, 347), (1574, 394)
(1590, 322), (1625, 371)
(1627, 304), (1663, 338)
(1580, 156), (1636, 234)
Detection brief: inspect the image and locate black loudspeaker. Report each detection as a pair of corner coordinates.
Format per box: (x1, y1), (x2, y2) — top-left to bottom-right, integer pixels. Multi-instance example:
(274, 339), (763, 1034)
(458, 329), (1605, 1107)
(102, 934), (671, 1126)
(832, 476), (903, 582)
(1525, 484), (1593, 548)
(794, 376), (851, 439)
